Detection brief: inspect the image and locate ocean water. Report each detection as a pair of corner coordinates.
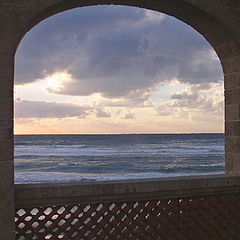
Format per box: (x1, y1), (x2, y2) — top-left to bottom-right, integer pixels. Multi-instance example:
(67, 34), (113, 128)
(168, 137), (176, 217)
(14, 134), (225, 183)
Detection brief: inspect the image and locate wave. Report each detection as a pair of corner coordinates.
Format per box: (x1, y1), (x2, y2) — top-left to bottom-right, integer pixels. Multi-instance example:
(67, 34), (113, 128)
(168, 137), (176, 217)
(14, 145), (224, 158)
(15, 171), (224, 184)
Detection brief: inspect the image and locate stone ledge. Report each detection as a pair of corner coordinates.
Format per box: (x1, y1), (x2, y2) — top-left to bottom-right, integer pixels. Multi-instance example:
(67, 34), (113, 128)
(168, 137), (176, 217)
(15, 174), (240, 207)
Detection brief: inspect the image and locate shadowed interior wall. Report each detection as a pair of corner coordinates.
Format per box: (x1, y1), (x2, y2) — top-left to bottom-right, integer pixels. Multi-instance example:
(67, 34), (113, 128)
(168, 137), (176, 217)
(0, 0), (240, 239)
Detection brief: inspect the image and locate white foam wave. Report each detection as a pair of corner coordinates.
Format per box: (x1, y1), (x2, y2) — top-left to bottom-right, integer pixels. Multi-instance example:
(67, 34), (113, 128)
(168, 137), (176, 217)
(15, 145), (224, 157)
(15, 171), (224, 184)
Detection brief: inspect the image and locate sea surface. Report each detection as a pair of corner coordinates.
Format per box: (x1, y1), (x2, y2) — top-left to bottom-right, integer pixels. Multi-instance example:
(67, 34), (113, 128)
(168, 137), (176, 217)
(14, 134), (225, 183)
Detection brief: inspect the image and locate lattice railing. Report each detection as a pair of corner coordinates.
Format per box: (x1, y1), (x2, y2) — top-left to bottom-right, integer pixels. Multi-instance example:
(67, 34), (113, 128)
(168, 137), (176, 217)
(15, 175), (240, 240)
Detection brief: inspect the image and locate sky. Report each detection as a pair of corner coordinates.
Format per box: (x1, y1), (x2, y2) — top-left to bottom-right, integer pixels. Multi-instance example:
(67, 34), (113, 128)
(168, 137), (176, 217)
(14, 5), (224, 134)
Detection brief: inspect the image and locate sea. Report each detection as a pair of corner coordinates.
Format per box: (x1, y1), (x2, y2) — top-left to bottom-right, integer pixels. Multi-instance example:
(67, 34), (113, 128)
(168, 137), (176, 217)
(14, 134), (225, 183)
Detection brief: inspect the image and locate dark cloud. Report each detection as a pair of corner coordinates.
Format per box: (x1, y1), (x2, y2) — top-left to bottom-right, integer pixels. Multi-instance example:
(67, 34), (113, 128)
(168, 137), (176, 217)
(15, 6), (223, 99)
(14, 100), (90, 118)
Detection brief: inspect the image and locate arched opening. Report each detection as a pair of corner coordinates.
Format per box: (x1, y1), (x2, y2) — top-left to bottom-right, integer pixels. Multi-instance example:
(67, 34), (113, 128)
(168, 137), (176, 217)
(14, 5), (225, 183)
(10, 1), (240, 176)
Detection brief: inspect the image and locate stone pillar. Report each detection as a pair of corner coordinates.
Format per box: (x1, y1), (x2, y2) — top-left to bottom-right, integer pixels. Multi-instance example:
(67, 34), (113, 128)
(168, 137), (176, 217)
(225, 67), (240, 173)
(0, 52), (15, 238)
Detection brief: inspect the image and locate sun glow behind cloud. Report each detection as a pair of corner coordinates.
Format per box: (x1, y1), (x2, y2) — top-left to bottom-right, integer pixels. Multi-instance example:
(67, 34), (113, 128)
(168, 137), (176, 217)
(45, 72), (72, 93)
(14, 6), (224, 134)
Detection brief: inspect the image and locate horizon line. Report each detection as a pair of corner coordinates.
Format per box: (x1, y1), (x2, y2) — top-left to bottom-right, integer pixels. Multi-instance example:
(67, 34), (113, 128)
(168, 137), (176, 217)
(14, 132), (224, 135)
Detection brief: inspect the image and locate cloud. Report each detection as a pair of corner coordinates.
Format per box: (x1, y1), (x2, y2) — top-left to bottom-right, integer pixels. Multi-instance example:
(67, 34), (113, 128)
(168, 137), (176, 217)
(15, 6), (223, 100)
(171, 92), (198, 101)
(170, 83), (223, 113)
(95, 109), (111, 118)
(14, 100), (90, 118)
(155, 83), (224, 119)
(123, 112), (135, 119)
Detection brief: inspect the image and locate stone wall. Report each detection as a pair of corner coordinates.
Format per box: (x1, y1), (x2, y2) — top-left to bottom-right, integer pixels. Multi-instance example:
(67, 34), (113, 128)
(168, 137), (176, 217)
(0, 0), (240, 239)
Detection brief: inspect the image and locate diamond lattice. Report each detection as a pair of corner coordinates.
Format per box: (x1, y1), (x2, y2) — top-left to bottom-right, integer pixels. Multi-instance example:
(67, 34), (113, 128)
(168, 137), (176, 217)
(15, 194), (240, 240)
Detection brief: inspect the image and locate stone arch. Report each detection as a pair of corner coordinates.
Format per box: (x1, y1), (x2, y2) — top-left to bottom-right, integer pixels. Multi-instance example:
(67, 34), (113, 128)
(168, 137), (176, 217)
(15, 0), (240, 173)
(1, 1), (240, 239)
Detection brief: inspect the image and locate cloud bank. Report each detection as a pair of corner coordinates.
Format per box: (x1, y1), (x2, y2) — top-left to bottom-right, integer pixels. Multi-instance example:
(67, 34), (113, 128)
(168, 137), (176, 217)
(14, 6), (224, 134)
(15, 6), (223, 100)
(15, 100), (90, 118)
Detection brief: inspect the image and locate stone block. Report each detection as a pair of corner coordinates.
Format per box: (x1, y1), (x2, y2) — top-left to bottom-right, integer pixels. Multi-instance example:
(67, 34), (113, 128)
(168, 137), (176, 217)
(224, 71), (240, 89)
(225, 104), (240, 121)
(0, 164), (15, 240)
(0, 125), (13, 158)
(225, 88), (240, 105)
(0, 32), (20, 55)
(225, 153), (233, 173)
(196, 15), (220, 34)
(0, 230), (15, 240)
(216, 41), (240, 60)
(0, 127), (13, 140)
(0, 139), (14, 162)
(0, 118), (13, 130)
(225, 152), (240, 173)
(0, 192), (15, 219)
(0, 161), (13, 189)
(0, 141), (13, 162)
(180, 10), (219, 36)
(0, 54), (14, 78)
(225, 136), (240, 153)
(0, 149), (13, 162)
(225, 121), (240, 136)
(0, 161), (14, 234)
(222, 56), (240, 74)
(0, 78), (13, 98)
(236, 36), (240, 48)
(205, 26), (232, 48)
(0, 97), (13, 119)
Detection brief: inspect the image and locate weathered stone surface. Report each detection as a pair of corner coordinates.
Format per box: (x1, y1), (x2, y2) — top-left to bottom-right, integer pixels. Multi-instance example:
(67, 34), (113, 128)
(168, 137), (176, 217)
(226, 121), (240, 178)
(0, 141), (13, 161)
(0, 162), (14, 239)
(225, 121), (240, 136)
(0, 99), (13, 119)
(225, 152), (240, 173)
(0, 127), (13, 139)
(225, 136), (240, 153)
(0, 33), (21, 55)
(0, 231), (15, 240)
(225, 103), (240, 121)
(205, 26), (233, 48)
(0, 79), (13, 98)
(15, 175), (240, 207)
(225, 87), (240, 105)
(0, 118), (13, 130)
(0, 54), (14, 78)
(222, 56), (240, 74)
(216, 41), (240, 60)
(0, 162), (14, 185)
(224, 71), (240, 89)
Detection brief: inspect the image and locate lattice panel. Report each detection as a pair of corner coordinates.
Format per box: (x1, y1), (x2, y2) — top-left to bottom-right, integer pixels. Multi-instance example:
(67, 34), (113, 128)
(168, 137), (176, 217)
(15, 194), (240, 240)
